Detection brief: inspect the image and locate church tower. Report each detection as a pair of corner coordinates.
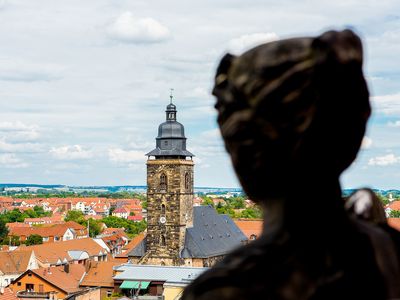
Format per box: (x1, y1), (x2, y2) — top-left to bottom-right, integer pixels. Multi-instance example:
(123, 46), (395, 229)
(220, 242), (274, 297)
(144, 95), (194, 265)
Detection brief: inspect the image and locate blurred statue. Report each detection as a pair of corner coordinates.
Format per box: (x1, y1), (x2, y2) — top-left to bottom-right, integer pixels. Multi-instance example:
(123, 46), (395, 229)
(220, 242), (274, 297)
(182, 30), (400, 300)
(346, 188), (400, 261)
(346, 188), (387, 225)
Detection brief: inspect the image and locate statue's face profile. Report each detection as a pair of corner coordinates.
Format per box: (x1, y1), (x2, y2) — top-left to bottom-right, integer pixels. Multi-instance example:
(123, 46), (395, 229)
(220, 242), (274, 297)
(213, 30), (370, 202)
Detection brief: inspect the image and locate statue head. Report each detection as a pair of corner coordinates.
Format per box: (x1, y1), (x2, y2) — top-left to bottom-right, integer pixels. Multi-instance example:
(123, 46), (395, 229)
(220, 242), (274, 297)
(213, 30), (370, 202)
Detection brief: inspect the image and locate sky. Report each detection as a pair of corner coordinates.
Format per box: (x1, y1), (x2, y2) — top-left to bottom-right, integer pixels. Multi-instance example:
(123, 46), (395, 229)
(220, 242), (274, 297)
(1, 0), (400, 189)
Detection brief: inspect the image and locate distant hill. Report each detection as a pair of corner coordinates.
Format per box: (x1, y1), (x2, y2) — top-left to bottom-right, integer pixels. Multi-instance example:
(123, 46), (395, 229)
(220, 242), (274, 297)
(0, 183), (399, 197)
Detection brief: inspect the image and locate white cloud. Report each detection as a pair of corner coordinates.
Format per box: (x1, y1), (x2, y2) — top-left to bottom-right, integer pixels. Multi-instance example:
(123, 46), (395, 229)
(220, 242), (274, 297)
(0, 59), (64, 82)
(372, 93), (400, 115)
(368, 153), (400, 166)
(388, 120), (400, 127)
(108, 148), (144, 163)
(228, 32), (279, 55)
(107, 12), (171, 44)
(0, 139), (43, 153)
(361, 136), (373, 150)
(50, 145), (93, 160)
(0, 121), (40, 142)
(0, 153), (28, 168)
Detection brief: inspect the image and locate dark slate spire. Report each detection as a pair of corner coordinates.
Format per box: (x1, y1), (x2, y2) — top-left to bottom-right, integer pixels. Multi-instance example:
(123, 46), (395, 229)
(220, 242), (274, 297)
(146, 96), (194, 159)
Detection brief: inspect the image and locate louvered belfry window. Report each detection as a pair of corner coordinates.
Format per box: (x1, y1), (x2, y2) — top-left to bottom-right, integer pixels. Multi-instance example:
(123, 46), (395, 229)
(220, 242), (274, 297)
(160, 173), (167, 191)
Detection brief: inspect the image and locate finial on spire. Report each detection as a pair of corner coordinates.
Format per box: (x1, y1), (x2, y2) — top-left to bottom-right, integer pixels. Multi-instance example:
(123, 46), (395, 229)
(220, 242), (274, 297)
(170, 88), (174, 104)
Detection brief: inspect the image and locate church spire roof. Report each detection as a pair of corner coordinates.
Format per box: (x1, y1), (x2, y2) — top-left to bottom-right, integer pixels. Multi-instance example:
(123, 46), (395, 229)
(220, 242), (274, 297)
(146, 93), (194, 159)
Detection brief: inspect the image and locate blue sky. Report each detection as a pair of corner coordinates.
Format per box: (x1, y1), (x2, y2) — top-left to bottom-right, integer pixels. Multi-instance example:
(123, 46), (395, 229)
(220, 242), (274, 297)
(0, 0), (400, 189)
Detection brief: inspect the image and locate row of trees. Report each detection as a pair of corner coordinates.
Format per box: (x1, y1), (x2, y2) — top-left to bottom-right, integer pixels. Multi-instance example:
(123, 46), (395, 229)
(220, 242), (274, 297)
(0, 206), (51, 224)
(64, 210), (147, 238)
(201, 196), (262, 219)
(1, 234), (43, 246)
(8, 191), (147, 200)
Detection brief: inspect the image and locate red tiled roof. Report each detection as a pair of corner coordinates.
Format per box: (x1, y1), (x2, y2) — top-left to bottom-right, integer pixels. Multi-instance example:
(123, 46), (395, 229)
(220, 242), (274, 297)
(9, 224), (71, 238)
(119, 232), (146, 256)
(0, 250), (33, 274)
(30, 264), (85, 294)
(234, 219), (263, 239)
(6, 222), (30, 229)
(80, 261), (121, 288)
(388, 218), (400, 231)
(113, 207), (128, 214)
(388, 201), (400, 211)
(22, 238), (106, 265)
(0, 288), (19, 300)
(127, 215), (143, 221)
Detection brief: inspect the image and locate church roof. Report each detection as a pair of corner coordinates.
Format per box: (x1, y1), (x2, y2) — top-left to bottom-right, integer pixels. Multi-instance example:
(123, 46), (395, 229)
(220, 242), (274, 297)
(181, 206), (247, 258)
(127, 206), (247, 259)
(127, 236), (147, 257)
(146, 102), (194, 158)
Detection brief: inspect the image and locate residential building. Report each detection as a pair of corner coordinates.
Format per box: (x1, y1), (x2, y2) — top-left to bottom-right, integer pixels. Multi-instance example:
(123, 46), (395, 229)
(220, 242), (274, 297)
(79, 261), (121, 299)
(0, 250), (38, 288)
(9, 225), (75, 243)
(112, 208), (129, 219)
(113, 264), (207, 300)
(10, 264), (86, 299)
(21, 238), (108, 267)
(234, 219), (263, 240)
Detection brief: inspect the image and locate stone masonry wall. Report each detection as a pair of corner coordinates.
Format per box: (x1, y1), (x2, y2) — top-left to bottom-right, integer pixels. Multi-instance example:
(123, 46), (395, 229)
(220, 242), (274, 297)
(146, 159), (194, 265)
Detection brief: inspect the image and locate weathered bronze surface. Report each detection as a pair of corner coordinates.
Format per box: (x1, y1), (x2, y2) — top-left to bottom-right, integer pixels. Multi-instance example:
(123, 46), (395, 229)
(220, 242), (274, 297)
(182, 30), (400, 300)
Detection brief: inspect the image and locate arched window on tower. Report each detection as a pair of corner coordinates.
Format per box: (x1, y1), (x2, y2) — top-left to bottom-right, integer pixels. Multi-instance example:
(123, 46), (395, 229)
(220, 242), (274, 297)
(160, 235), (166, 246)
(185, 172), (190, 191)
(161, 204), (166, 215)
(160, 173), (167, 191)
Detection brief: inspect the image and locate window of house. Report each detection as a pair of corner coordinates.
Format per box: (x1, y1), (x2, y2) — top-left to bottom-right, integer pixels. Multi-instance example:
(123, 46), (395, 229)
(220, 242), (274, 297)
(161, 204), (166, 215)
(17, 282), (21, 286)
(107, 291), (112, 297)
(160, 173), (167, 191)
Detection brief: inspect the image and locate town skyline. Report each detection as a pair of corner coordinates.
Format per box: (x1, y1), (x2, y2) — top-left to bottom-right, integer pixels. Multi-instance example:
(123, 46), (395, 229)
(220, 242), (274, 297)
(1, 0), (400, 189)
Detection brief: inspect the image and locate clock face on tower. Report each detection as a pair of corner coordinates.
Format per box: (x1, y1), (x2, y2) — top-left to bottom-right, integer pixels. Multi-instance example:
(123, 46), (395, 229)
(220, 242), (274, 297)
(159, 216), (166, 224)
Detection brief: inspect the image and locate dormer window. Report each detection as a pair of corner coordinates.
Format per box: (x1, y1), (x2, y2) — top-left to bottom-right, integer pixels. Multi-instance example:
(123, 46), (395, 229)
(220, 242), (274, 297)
(160, 173), (167, 191)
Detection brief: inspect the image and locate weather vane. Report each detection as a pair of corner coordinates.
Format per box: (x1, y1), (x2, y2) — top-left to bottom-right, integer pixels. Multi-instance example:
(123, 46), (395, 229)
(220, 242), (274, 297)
(170, 88), (174, 104)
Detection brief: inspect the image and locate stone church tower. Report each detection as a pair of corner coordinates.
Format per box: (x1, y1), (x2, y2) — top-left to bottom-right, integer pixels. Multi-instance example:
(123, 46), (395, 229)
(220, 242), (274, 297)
(144, 98), (195, 265)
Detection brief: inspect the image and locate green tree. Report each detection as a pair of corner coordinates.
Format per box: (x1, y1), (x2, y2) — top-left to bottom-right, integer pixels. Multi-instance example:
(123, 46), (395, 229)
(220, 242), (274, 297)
(377, 194), (390, 206)
(1, 235), (20, 246)
(0, 219), (8, 240)
(231, 198), (245, 209)
(389, 210), (400, 218)
(65, 210), (86, 224)
(87, 218), (101, 237)
(25, 234), (43, 246)
(240, 208), (263, 219)
(201, 196), (214, 207)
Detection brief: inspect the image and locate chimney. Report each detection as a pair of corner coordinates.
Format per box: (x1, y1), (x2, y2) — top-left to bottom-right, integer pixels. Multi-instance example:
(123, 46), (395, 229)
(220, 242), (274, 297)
(84, 260), (91, 273)
(64, 264), (69, 274)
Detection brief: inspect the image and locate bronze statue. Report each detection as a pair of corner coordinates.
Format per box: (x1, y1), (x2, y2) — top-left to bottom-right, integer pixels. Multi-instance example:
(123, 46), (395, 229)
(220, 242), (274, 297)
(182, 30), (400, 299)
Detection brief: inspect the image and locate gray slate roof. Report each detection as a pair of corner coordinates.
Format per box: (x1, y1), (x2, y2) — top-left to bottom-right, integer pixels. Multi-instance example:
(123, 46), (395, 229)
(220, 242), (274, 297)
(181, 206), (247, 258)
(113, 264), (207, 285)
(128, 206), (247, 259)
(128, 236), (147, 257)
